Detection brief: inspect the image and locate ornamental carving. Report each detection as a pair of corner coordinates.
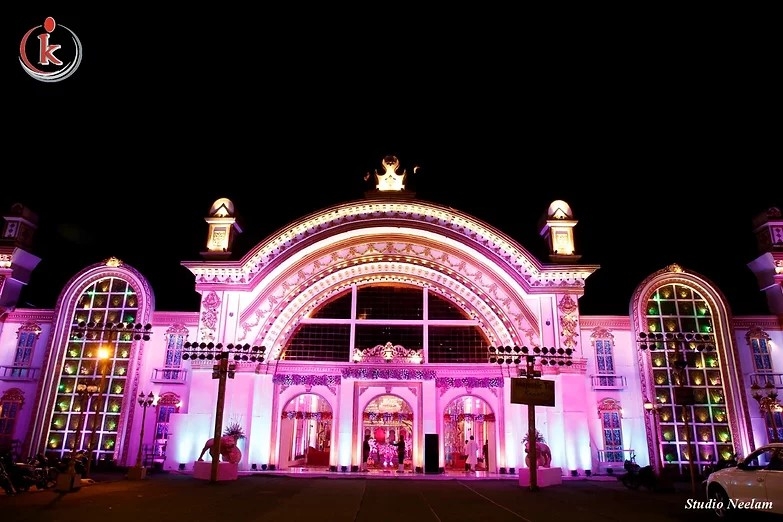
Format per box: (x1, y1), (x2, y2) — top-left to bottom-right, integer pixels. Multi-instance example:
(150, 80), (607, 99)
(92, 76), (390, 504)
(557, 295), (579, 349)
(0, 387), (24, 407)
(200, 292), (221, 340)
(745, 325), (771, 344)
(597, 397), (621, 417)
(17, 322), (42, 336)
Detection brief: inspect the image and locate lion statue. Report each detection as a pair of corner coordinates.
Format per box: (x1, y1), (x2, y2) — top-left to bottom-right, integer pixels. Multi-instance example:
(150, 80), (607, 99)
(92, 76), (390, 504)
(524, 440), (552, 468)
(198, 435), (242, 464)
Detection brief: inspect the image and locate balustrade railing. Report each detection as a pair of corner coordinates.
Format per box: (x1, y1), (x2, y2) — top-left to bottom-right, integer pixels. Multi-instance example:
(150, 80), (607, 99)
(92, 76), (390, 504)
(0, 365), (38, 381)
(590, 374), (627, 390)
(749, 372), (783, 388)
(151, 368), (187, 383)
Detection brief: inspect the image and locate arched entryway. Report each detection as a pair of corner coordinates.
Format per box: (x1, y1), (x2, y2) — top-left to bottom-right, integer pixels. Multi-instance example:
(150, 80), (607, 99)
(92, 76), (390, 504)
(278, 393), (333, 469)
(361, 394), (413, 471)
(443, 395), (495, 472)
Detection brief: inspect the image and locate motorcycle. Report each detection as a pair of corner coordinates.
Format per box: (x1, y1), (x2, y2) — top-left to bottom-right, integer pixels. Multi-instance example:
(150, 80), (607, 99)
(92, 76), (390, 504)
(0, 458), (16, 495)
(0, 453), (41, 493)
(619, 458), (657, 490)
(59, 450), (87, 476)
(25, 453), (58, 489)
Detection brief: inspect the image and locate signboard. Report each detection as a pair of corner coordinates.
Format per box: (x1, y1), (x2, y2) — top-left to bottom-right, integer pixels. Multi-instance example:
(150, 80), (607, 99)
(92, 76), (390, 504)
(510, 378), (555, 407)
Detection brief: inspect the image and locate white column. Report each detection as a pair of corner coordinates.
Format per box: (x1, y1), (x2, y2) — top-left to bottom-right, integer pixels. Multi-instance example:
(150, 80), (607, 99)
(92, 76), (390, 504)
(336, 378), (355, 470)
(248, 373), (274, 468)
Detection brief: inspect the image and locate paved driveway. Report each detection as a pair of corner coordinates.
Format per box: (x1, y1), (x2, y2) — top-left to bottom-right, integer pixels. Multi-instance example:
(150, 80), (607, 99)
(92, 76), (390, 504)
(0, 473), (733, 522)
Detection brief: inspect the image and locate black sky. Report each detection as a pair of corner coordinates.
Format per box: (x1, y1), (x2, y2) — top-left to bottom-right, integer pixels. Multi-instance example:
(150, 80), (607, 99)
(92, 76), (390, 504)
(5, 11), (777, 317)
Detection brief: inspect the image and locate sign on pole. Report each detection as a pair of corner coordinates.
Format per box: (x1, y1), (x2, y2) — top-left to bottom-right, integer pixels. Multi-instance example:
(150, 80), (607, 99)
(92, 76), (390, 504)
(510, 378), (555, 407)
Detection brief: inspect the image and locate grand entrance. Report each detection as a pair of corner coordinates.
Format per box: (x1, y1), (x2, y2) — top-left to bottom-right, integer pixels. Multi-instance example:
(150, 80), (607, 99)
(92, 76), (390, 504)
(278, 393), (333, 469)
(361, 394), (413, 471)
(443, 395), (495, 471)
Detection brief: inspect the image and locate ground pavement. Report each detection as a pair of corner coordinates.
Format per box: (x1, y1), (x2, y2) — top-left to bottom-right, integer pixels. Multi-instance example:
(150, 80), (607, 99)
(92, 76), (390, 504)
(0, 470), (774, 522)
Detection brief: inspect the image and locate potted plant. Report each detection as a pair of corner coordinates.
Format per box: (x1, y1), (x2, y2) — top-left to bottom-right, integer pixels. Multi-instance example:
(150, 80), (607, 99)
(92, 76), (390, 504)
(223, 421), (245, 441)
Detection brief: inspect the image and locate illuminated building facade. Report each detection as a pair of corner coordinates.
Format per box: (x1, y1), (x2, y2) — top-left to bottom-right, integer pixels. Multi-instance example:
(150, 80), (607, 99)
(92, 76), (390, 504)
(1, 157), (782, 479)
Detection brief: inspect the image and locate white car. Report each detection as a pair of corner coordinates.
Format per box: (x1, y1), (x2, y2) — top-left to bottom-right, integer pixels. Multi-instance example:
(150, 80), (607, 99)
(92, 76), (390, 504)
(705, 442), (783, 518)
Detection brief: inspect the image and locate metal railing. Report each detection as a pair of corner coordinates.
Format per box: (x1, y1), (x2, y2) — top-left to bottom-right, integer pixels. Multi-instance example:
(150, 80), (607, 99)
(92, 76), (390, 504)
(597, 448), (635, 465)
(0, 365), (39, 381)
(590, 374), (627, 390)
(749, 372), (783, 388)
(150, 368), (187, 383)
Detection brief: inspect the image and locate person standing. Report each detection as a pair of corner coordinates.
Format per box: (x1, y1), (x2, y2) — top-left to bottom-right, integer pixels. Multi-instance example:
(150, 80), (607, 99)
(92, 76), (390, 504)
(393, 432), (407, 472)
(361, 429), (371, 471)
(466, 436), (479, 473)
(483, 439), (489, 470)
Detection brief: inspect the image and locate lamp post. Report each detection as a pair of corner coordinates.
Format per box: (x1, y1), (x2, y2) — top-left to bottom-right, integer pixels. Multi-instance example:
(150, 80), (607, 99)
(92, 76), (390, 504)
(72, 320), (152, 473)
(751, 380), (781, 443)
(84, 348), (110, 478)
(182, 342), (266, 483)
(643, 398), (664, 473)
(128, 391), (155, 480)
(488, 345), (573, 492)
(72, 382), (99, 457)
(636, 331), (714, 496)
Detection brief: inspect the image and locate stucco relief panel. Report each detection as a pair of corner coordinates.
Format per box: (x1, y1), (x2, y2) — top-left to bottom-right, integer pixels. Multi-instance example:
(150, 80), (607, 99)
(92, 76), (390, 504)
(236, 240), (542, 358)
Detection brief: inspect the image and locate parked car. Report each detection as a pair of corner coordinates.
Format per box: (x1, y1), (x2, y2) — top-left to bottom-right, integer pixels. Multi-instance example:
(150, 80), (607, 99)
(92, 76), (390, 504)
(705, 443), (783, 518)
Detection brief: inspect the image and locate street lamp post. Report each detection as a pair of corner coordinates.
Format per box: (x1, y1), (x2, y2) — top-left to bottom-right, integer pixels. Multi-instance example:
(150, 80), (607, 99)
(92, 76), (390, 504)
(72, 382), (99, 460)
(72, 320), (152, 473)
(128, 391), (155, 480)
(84, 348), (110, 478)
(182, 342), (266, 483)
(636, 332), (714, 496)
(643, 398), (665, 473)
(751, 381), (781, 443)
(488, 345), (573, 492)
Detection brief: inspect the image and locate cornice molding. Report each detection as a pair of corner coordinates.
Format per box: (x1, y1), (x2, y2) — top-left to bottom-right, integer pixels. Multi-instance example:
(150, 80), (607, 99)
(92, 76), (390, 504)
(152, 311), (199, 326)
(579, 316), (631, 329)
(7, 308), (54, 322)
(731, 316), (781, 330)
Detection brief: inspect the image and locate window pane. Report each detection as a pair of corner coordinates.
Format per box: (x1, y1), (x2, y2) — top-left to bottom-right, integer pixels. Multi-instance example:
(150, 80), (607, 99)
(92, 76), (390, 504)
(356, 286), (422, 320)
(428, 293), (470, 320)
(428, 326), (489, 363)
(282, 324), (351, 361)
(355, 325), (423, 351)
(311, 291), (352, 319)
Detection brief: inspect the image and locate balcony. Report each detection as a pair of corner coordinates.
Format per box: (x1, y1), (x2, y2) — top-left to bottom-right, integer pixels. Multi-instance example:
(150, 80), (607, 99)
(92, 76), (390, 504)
(749, 373), (783, 389)
(590, 374), (627, 390)
(0, 365), (39, 381)
(150, 368), (187, 384)
(597, 449), (635, 472)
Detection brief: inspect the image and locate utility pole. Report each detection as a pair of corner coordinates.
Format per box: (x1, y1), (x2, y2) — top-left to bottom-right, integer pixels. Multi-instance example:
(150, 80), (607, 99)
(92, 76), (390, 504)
(182, 342), (266, 483)
(490, 345), (573, 492)
(525, 356), (540, 492)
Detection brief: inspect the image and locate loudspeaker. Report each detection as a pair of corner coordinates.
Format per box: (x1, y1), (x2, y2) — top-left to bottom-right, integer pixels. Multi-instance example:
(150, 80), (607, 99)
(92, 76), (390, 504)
(425, 433), (439, 473)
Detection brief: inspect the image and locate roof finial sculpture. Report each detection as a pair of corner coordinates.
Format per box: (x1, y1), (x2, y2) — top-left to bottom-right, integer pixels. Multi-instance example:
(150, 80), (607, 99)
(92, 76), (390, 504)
(363, 155), (419, 198)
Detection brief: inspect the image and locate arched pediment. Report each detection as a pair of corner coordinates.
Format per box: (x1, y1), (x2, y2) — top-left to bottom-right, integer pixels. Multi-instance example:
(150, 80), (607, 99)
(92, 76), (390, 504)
(183, 199), (597, 290)
(183, 200), (599, 360)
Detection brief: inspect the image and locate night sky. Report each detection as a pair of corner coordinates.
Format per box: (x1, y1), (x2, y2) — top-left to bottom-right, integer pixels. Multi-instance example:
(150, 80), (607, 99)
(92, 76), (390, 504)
(5, 12), (777, 317)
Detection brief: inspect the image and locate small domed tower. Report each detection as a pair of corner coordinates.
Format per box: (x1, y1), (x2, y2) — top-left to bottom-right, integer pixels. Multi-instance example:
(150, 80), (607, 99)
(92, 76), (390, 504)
(200, 198), (242, 260)
(539, 200), (581, 263)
